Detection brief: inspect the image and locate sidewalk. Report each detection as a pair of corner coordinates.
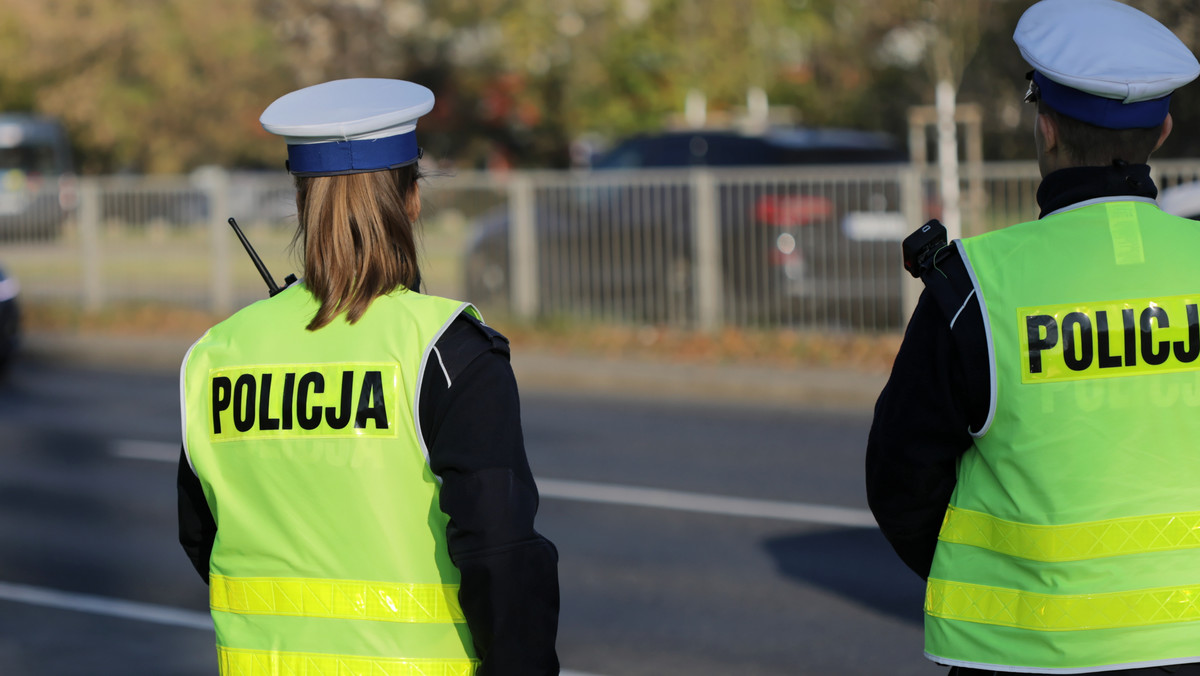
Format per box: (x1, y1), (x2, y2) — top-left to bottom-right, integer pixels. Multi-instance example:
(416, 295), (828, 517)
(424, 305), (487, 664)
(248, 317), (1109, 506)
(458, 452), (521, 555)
(20, 331), (888, 413)
(509, 351), (886, 412)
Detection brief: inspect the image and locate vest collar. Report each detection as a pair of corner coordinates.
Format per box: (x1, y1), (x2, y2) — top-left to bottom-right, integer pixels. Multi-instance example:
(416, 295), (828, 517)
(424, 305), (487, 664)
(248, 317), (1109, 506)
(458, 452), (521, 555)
(1036, 162), (1158, 218)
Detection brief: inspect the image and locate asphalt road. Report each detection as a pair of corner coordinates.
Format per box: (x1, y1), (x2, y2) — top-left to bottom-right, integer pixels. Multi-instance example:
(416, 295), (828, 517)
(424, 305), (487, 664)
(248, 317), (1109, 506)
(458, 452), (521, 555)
(0, 357), (940, 676)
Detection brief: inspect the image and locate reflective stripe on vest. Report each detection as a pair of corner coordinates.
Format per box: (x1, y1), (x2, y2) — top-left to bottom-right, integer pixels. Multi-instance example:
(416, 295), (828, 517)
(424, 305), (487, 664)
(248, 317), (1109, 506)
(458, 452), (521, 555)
(210, 575), (465, 623)
(926, 201), (1200, 672)
(940, 506), (1200, 562)
(217, 647), (477, 676)
(927, 578), (1200, 631)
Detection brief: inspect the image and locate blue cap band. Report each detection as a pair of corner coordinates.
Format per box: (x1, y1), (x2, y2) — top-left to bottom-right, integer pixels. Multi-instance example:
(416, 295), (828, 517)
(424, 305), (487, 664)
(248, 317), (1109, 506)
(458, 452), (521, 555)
(286, 132), (419, 176)
(1033, 71), (1170, 129)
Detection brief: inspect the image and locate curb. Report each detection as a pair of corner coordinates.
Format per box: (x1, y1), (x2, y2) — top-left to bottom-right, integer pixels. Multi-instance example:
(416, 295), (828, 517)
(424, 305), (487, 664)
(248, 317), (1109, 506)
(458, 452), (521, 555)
(509, 352), (885, 412)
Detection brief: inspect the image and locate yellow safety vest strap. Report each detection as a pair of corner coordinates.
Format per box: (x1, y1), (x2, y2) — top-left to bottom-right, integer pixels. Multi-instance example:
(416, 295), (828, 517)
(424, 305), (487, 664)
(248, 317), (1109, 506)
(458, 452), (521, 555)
(927, 578), (1200, 631)
(218, 647), (478, 676)
(939, 506), (1200, 562)
(210, 575), (465, 623)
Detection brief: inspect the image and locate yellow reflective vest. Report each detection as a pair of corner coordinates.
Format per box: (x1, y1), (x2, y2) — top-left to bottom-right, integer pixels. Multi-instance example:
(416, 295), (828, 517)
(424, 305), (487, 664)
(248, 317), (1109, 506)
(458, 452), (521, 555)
(181, 284), (479, 675)
(926, 199), (1200, 672)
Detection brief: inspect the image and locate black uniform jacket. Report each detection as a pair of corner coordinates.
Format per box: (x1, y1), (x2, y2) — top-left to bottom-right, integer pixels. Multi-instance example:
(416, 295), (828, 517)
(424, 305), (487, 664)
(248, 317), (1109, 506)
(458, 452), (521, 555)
(177, 311), (560, 676)
(864, 163), (1200, 676)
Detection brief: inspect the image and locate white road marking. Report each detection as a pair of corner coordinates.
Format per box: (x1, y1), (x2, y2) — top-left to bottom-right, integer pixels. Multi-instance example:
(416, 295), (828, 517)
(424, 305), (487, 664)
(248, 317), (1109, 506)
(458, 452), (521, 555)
(0, 581), (605, 675)
(114, 440), (877, 527)
(113, 439), (179, 462)
(538, 478), (877, 527)
(0, 580), (212, 630)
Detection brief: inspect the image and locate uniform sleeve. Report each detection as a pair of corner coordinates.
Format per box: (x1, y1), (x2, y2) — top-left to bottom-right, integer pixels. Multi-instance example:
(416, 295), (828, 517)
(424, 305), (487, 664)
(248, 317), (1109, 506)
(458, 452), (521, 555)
(420, 315), (560, 676)
(865, 289), (986, 579)
(177, 446), (216, 584)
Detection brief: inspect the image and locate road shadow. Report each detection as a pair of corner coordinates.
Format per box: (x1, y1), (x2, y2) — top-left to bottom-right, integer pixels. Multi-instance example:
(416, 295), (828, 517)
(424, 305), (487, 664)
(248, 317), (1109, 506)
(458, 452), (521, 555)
(764, 527), (925, 625)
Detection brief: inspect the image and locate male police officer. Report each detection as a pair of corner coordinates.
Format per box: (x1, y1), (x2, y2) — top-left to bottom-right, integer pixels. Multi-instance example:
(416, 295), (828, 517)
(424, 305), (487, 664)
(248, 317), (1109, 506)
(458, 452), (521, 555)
(867, 1), (1200, 673)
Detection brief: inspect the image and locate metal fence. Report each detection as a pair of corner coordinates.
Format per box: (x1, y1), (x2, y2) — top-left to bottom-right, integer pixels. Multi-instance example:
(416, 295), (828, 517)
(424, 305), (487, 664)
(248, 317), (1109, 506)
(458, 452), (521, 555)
(6, 160), (1200, 333)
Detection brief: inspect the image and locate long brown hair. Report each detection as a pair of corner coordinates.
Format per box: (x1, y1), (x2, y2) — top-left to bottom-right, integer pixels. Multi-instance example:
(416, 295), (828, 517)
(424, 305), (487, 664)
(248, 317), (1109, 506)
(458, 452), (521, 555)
(293, 165), (422, 331)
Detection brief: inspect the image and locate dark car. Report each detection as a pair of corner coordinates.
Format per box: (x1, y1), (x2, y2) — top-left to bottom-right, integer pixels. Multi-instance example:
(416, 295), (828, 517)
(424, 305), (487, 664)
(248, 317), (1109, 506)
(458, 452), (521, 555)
(463, 128), (910, 328)
(0, 263), (18, 374)
(0, 114), (76, 241)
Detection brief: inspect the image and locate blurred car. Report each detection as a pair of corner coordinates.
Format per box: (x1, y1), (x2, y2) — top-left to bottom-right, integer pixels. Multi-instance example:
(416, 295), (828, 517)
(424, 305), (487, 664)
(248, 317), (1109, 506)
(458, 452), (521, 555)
(1159, 181), (1200, 220)
(0, 114), (76, 241)
(100, 173), (209, 228)
(0, 263), (18, 374)
(463, 127), (911, 327)
(98, 169), (297, 230)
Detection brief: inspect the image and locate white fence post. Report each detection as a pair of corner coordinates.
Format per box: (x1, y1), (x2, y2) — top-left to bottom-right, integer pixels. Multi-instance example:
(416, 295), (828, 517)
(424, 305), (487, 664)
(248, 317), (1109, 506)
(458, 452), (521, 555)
(900, 165), (924, 321)
(78, 178), (103, 313)
(508, 172), (538, 321)
(691, 169), (722, 331)
(205, 168), (233, 315)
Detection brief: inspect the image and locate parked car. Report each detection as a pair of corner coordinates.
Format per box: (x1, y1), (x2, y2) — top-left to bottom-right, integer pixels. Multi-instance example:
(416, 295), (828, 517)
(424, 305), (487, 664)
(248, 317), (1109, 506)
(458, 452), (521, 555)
(99, 169), (296, 230)
(100, 173), (209, 228)
(0, 263), (18, 374)
(463, 127), (911, 328)
(0, 114), (76, 241)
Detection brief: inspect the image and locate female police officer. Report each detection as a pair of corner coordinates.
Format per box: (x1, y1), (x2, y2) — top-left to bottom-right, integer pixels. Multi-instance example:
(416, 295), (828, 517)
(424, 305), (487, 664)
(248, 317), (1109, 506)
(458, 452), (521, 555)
(177, 79), (559, 675)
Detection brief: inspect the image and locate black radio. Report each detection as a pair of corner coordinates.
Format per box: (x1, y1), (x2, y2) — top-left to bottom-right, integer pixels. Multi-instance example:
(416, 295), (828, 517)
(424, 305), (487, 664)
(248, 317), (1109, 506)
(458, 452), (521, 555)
(902, 219), (948, 279)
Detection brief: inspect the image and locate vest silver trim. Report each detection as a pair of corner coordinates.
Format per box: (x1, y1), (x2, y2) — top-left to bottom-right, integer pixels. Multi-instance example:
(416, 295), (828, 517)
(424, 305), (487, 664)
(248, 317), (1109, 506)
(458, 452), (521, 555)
(1045, 195), (1157, 218)
(955, 240), (996, 439)
(179, 333), (209, 476)
(927, 652), (1200, 674)
(414, 302), (477, 473)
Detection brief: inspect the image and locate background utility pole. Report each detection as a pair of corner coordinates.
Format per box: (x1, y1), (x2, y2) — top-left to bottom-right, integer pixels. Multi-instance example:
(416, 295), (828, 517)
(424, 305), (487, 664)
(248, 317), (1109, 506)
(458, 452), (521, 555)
(923, 0), (985, 241)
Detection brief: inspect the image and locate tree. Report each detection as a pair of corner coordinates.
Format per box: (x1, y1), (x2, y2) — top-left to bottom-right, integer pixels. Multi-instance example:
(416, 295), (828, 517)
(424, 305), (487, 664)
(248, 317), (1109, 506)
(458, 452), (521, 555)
(3, 0), (1198, 173)
(0, 0), (291, 173)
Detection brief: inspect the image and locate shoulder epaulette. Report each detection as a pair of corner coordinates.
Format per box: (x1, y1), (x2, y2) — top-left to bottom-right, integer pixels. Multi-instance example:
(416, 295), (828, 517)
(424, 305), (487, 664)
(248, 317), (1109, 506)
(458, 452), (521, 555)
(433, 313), (511, 387)
(922, 244), (977, 328)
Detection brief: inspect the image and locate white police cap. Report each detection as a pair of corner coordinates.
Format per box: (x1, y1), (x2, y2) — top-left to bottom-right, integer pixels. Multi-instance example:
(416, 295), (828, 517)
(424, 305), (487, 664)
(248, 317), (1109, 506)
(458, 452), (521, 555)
(1014, 0), (1199, 129)
(260, 78), (435, 176)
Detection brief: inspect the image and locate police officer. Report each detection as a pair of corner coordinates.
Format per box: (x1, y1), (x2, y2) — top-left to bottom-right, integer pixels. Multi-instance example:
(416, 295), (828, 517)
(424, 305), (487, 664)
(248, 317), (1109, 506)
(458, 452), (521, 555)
(177, 79), (559, 675)
(867, 1), (1200, 673)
